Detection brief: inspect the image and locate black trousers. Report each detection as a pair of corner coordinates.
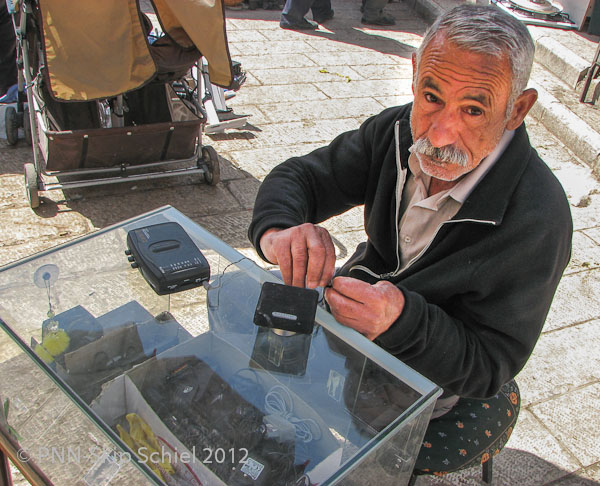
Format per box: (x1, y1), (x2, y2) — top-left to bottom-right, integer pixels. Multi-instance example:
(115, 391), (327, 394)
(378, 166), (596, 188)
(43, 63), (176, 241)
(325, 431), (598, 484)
(280, 0), (332, 25)
(0, 1), (17, 95)
(361, 0), (390, 19)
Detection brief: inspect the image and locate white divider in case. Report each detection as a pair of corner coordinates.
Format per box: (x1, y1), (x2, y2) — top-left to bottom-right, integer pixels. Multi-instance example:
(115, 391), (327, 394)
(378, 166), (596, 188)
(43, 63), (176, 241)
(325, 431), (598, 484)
(91, 370), (226, 486)
(92, 331), (347, 485)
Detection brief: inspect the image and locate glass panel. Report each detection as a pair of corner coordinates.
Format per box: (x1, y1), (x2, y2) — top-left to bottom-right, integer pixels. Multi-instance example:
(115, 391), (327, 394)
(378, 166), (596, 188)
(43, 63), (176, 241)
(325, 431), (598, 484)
(0, 206), (440, 486)
(337, 399), (437, 486)
(0, 333), (155, 486)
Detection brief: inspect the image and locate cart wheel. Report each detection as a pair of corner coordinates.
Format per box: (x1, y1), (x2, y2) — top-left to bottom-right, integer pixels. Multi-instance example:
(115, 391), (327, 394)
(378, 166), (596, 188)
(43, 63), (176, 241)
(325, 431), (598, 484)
(24, 106), (32, 146)
(200, 145), (220, 185)
(5, 107), (19, 146)
(24, 162), (40, 209)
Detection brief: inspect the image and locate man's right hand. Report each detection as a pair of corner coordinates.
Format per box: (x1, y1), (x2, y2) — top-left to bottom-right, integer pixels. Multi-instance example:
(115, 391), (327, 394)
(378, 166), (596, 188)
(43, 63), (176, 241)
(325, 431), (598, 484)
(259, 224), (336, 288)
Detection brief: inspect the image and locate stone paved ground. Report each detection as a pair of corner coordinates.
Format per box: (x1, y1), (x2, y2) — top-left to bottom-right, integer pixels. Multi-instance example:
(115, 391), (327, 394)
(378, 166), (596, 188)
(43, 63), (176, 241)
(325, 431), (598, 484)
(1, 0), (600, 484)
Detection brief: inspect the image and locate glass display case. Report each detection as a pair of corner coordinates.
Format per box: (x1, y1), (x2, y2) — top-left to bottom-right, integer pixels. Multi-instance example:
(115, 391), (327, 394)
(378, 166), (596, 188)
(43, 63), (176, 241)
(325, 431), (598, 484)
(0, 206), (442, 486)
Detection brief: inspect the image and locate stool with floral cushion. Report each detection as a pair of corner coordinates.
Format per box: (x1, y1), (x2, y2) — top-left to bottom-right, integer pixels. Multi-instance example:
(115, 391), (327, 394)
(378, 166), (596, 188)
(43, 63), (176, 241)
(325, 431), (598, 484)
(408, 380), (520, 485)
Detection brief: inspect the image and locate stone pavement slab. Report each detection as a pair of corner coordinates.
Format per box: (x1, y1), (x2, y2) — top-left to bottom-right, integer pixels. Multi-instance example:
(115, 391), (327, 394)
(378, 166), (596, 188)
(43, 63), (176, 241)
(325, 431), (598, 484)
(517, 320), (600, 406)
(531, 383), (600, 466)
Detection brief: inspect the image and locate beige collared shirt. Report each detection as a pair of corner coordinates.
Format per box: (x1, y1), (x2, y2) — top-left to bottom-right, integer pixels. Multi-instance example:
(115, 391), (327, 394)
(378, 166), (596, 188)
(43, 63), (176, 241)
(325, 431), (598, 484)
(398, 130), (514, 418)
(398, 130), (515, 273)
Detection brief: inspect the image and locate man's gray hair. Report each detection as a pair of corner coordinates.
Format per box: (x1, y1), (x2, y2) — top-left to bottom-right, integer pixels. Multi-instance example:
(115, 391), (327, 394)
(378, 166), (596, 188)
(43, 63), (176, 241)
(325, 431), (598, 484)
(415, 4), (535, 112)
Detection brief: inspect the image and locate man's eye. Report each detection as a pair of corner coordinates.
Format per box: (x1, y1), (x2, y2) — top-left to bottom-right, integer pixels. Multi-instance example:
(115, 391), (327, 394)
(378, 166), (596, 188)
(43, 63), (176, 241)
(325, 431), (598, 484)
(424, 93), (439, 103)
(465, 106), (483, 116)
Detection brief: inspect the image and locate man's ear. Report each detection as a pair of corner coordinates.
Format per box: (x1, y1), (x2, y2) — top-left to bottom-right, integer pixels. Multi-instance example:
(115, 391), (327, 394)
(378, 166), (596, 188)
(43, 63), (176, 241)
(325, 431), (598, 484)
(506, 88), (538, 130)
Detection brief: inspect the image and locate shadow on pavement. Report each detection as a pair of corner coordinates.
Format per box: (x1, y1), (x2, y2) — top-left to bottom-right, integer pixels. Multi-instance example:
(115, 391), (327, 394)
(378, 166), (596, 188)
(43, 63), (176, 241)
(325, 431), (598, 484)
(224, 7), (423, 59)
(51, 155), (258, 250)
(0, 139), (32, 175)
(417, 448), (600, 485)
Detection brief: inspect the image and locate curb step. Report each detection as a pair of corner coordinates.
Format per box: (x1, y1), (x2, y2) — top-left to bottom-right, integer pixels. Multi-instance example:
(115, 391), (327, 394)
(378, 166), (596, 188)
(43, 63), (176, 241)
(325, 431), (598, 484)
(529, 64), (600, 177)
(525, 31), (600, 178)
(534, 36), (590, 89)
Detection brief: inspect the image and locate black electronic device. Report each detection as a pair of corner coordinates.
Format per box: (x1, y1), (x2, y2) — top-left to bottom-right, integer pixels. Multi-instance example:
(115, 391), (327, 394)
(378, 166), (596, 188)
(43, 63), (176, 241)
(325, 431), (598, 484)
(253, 282), (318, 335)
(125, 222), (210, 295)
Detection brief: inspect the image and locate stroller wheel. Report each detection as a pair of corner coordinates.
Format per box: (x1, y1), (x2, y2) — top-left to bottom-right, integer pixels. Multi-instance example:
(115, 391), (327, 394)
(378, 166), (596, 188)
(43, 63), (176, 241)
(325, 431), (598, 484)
(24, 163), (40, 209)
(200, 145), (220, 185)
(5, 107), (19, 146)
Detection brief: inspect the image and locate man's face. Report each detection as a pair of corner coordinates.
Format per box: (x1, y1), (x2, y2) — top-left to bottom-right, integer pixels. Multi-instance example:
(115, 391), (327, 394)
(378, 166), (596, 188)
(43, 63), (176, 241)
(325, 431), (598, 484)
(410, 35), (514, 182)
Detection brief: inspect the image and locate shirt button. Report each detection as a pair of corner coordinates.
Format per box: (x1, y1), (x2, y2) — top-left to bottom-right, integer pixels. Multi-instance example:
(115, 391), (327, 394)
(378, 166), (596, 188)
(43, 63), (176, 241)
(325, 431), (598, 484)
(404, 236), (411, 243)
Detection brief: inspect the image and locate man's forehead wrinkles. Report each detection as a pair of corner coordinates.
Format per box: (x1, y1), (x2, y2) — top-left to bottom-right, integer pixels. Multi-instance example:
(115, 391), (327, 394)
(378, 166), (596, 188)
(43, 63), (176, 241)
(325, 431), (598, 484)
(420, 58), (506, 82)
(419, 46), (509, 80)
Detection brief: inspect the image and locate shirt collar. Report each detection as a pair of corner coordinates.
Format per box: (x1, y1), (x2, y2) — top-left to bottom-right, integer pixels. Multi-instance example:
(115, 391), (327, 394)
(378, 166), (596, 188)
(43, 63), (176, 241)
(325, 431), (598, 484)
(408, 129), (515, 204)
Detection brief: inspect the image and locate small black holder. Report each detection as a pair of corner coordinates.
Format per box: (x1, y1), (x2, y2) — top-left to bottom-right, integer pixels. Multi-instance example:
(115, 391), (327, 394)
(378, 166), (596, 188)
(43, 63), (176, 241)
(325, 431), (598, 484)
(253, 282), (319, 335)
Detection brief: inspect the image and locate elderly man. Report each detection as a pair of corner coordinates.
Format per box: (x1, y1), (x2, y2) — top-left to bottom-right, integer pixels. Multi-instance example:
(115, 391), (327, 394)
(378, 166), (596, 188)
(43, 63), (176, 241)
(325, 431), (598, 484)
(249, 4), (572, 416)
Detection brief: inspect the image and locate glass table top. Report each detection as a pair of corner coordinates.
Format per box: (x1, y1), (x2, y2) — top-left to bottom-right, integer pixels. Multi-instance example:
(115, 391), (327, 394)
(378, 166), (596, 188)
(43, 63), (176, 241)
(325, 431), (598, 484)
(0, 205), (441, 486)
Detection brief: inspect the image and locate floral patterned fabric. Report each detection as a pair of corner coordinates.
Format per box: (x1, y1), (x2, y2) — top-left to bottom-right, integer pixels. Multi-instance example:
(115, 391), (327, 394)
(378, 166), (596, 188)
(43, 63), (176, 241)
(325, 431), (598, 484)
(413, 380), (520, 477)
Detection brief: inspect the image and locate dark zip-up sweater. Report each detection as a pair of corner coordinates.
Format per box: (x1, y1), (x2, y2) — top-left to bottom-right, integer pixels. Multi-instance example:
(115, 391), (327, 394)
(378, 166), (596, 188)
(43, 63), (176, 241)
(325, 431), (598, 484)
(249, 103), (573, 399)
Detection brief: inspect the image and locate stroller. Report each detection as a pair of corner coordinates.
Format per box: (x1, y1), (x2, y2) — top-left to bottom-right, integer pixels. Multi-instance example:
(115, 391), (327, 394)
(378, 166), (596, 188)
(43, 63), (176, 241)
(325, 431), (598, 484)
(5, 0), (242, 208)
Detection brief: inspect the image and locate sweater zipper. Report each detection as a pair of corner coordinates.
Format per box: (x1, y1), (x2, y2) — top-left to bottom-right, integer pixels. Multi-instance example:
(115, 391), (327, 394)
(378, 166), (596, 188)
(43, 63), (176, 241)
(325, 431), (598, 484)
(351, 218), (497, 280)
(350, 121), (406, 280)
(393, 218), (497, 275)
(350, 121), (498, 279)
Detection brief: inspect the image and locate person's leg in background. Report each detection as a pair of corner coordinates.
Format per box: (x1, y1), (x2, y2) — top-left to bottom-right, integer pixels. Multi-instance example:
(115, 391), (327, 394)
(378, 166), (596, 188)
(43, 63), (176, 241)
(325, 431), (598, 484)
(0, 0), (18, 102)
(361, 0), (395, 25)
(280, 0), (318, 29)
(311, 0), (334, 24)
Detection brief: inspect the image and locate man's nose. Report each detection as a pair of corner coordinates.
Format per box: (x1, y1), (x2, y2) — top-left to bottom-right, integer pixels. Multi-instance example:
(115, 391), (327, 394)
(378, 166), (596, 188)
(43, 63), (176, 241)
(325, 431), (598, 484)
(428, 109), (460, 148)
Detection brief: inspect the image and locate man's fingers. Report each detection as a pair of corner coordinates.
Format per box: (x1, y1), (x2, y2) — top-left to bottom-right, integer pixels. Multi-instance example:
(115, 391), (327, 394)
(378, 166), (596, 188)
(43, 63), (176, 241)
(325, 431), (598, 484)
(325, 288), (377, 338)
(318, 228), (337, 286)
(304, 229), (325, 288)
(259, 224), (335, 288)
(325, 277), (405, 341)
(262, 227), (306, 286)
(326, 288), (364, 318)
(290, 235), (309, 287)
(305, 227), (336, 288)
(330, 276), (374, 302)
(277, 245), (294, 286)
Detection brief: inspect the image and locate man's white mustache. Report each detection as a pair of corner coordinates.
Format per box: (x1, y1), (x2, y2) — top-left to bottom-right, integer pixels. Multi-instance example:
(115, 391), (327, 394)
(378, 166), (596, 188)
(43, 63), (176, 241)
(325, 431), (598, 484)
(409, 138), (468, 167)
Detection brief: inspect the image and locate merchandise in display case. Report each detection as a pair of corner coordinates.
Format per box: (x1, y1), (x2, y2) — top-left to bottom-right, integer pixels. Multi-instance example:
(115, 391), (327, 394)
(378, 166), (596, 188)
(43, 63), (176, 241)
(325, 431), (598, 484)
(0, 206), (442, 486)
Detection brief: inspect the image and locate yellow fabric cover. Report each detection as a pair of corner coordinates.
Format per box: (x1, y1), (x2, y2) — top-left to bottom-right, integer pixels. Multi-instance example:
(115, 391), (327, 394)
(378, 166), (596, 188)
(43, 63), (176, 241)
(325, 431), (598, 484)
(38, 0), (232, 101)
(153, 0), (233, 88)
(39, 0), (156, 100)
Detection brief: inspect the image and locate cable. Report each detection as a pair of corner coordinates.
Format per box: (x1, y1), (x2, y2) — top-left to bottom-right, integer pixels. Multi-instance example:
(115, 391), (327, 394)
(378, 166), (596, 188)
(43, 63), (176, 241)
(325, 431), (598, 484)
(264, 385), (322, 443)
(230, 367), (263, 401)
(204, 257), (251, 310)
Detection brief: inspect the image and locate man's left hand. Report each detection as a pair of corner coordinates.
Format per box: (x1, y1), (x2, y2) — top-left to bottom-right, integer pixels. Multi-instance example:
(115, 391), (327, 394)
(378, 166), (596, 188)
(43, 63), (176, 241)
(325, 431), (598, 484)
(324, 277), (405, 341)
